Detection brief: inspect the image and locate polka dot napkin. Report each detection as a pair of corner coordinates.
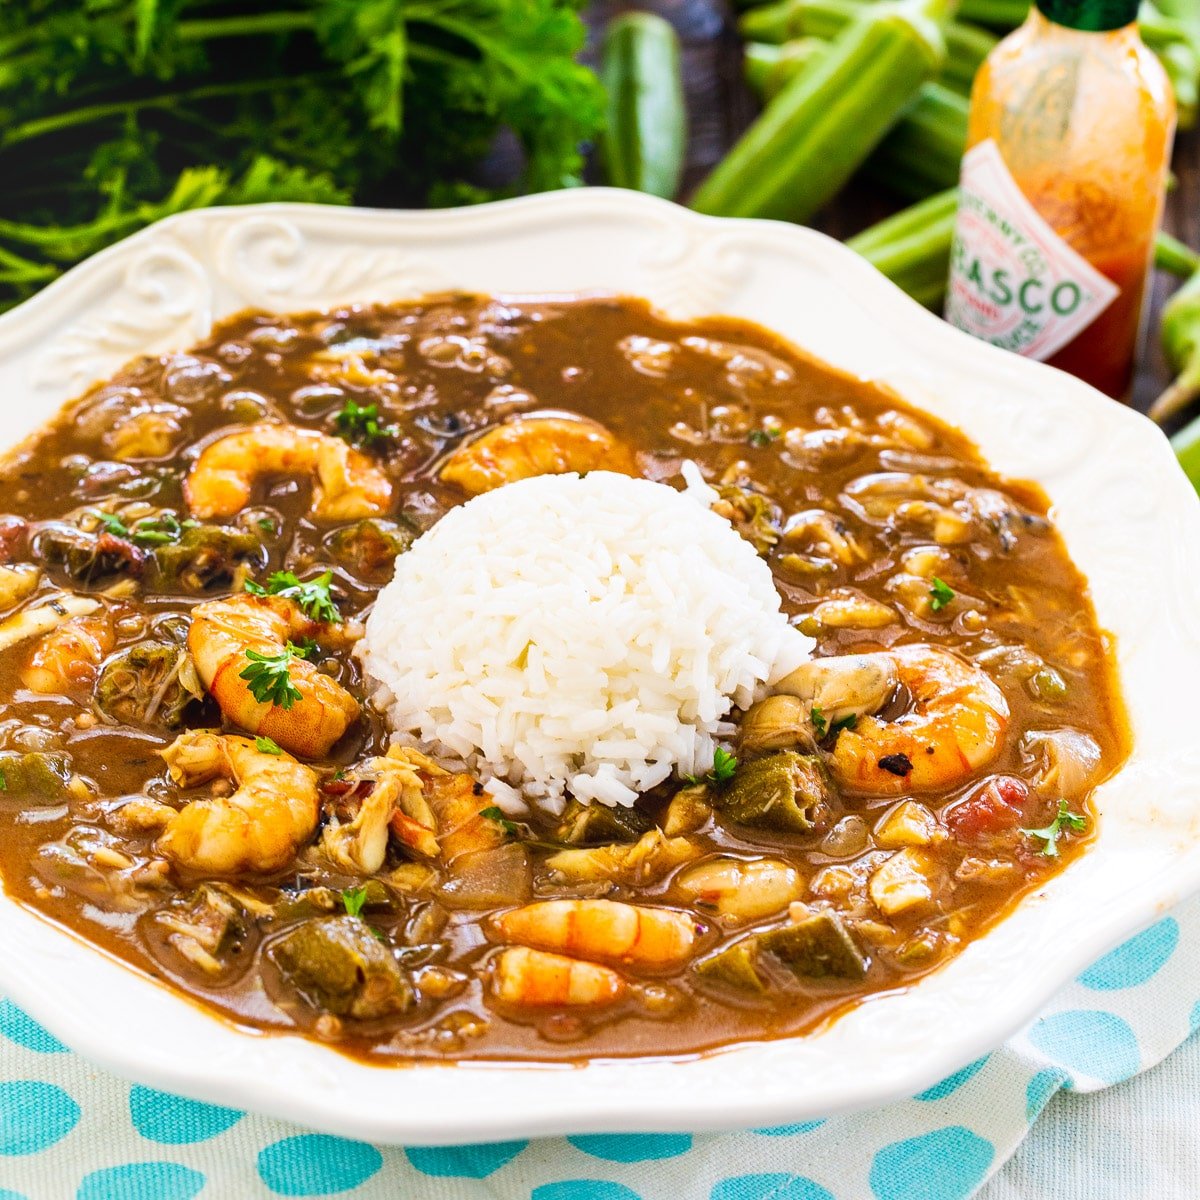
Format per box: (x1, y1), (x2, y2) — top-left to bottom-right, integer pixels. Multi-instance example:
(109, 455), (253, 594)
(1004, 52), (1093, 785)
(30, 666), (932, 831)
(0, 894), (1196, 1200)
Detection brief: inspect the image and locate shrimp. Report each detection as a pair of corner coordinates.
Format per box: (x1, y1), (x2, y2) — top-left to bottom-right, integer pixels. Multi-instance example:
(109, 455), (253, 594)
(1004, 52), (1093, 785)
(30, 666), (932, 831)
(157, 731), (320, 874)
(188, 593), (359, 758)
(490, 946), (626, 1007)
(439, 412), (636, 494)
(185, 425), (392, 520)
(492, 899), (697, 968)
(21, 611), (114, 694)
(780, 645), (1009, 794)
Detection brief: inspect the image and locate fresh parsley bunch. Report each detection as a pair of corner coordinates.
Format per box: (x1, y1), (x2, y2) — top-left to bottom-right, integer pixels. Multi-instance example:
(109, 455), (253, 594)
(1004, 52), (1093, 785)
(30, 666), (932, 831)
(0, 0), (604, 310)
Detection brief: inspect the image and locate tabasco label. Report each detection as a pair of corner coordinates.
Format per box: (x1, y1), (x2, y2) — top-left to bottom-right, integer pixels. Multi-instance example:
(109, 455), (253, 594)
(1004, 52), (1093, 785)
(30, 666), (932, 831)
(945, 140), (1118, 361)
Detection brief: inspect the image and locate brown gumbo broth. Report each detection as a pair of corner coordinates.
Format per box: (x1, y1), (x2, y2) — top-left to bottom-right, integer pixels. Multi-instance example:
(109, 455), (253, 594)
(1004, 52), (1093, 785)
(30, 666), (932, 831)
(0, 295), (1127, 1062)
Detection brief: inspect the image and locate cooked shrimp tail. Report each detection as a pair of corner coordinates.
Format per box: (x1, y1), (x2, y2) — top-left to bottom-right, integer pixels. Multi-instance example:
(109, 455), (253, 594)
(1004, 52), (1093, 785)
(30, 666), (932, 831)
(188, 593), (359, 758)
(490, 946), (626, 1006)
(492, 899), (696, 968)
(186, 425), (392, 520)
(157, 731), (319, 873)
(21, 610), (114, 694)
(440, 413), (636, 494)
(794, 645), (1009, 794)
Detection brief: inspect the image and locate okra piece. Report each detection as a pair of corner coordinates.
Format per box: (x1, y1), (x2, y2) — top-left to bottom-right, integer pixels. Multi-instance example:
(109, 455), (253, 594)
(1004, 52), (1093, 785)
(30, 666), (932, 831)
(599, 12), (687, 200)
(1151, 266), (1200, 421)
(1172, 411), (1200, 493)
(694, 0), (949, 222)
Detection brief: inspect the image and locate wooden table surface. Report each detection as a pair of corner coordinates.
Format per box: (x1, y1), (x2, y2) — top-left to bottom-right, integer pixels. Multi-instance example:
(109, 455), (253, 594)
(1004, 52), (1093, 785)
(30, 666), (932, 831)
(589, 0), (1200, 419)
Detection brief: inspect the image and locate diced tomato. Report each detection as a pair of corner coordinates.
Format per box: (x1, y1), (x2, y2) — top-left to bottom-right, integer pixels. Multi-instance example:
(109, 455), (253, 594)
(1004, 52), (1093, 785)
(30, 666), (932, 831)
(946, 776), (1029, 842)
(0, 516), (26, 563)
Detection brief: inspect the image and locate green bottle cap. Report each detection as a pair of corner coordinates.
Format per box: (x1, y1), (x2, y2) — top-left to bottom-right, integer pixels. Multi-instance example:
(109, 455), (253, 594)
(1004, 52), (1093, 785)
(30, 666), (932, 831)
(1035, 0), (1139, 30)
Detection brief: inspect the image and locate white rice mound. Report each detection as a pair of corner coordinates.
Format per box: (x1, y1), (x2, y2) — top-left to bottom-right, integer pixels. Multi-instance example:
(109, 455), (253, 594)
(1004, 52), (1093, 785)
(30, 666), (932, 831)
(358, 469), (813, 814)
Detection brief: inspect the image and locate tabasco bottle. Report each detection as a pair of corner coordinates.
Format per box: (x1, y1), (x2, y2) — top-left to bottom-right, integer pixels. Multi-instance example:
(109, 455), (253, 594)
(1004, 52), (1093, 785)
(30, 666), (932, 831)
(945, 0), (1175, 399)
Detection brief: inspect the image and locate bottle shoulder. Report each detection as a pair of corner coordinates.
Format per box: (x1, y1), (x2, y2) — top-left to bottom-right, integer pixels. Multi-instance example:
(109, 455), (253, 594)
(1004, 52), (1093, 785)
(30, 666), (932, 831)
(976, 18), (1174, 118)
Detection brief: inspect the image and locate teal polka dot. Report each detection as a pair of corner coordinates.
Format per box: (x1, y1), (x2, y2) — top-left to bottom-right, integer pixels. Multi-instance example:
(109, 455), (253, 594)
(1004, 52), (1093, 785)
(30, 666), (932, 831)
(0, 1001), (66, 1053)
(752, 1120), (826, 1136)
(712, 1175), (835, 1200)
(0, 1190), (29, 1200)
(567, 1133), (693, 1162)
(1028, 1010), (1140, 1084)
(0, 1081), (79, 1154)
(533, 1185), (643, 1200)
(1025, 1069), (1069, 1122)
(257, 1134), (382, 1195)
(77, 1163), (205, 1200)
(129, 1086), (243, 1144)
(914, 1056), (989, 1101)
(404, 1140), (526, 1178)
(1190, 999), (1200, 1034)
(1077, 919), (1180, 990)
(869, 1127), (995, 1200)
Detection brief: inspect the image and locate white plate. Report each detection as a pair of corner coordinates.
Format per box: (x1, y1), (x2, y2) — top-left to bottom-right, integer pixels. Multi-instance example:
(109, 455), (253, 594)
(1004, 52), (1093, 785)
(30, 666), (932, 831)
(0, 189), (1198, 1145)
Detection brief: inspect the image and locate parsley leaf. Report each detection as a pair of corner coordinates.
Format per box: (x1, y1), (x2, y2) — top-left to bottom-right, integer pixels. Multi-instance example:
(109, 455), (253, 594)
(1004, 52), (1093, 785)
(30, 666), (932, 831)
(342, 885), (369, 918)
(1021, 799), (1088, 857)
(0, 0), (603, 313)
(811, 705), (828, 737)
(812, 707), (856, 740)
(333, 399), (397, 448)
(239, 647), (303, 710)
(707, 747), (738, 787)
(747, 428), (781, 448)
(258, 517), (277, 535)
(245, 570), (340, 623)
(94, 511), (130, 538)
(255, 736), (283, 756)
(288, 638), (320, 662)
(0, 768), (7, 792)
(929, 577), (956, 612)
(479, 804), (519, 838)
(127, 512), (197, 547)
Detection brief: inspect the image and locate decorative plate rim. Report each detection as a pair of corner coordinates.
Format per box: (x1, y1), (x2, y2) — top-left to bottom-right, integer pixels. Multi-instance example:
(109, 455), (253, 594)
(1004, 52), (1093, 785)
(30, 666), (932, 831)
(0, 188), (1197, 1145)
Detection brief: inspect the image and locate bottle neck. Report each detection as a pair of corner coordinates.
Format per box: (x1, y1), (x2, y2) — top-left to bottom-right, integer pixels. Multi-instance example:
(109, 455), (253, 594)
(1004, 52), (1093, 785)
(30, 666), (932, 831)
(1033, 0), (1139, 31)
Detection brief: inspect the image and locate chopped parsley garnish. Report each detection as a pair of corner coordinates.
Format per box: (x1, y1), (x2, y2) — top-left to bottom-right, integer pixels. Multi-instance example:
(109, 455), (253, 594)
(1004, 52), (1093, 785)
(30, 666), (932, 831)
(257, 517), (277, 534)
(684, 747), (740, 787)
(245, 570), (340, 623)
(747, 428), (781, 448)
(341, 885), (369, 918)
(333, 399), (398, 448)
(239, 647), (303, 710)
(255, 736), (283, 756)
(0, 768), (7, 792)
(133, 513), (199, 546)
(94, 511), (130, 537)
(812, 707), (857, 740)
(288, 638), (320, 662)
(929, 577), (956, 612)
(479, 805), (519, 837)
(707, 747), (738, 787)
(94, 510), (197, 546)
(1021, 799), (1087, 857)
